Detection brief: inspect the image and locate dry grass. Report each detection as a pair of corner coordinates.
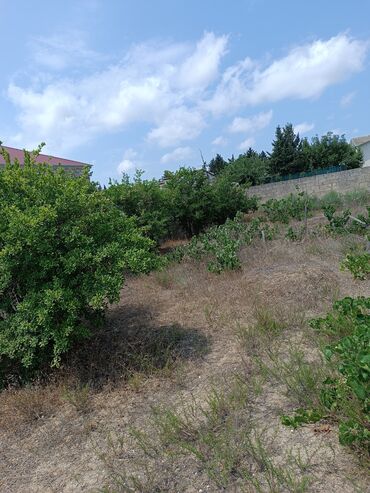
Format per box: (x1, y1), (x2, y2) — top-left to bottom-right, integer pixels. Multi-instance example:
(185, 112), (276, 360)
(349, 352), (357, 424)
(0, 231), (369, 492)
(0, 384), (62, 432)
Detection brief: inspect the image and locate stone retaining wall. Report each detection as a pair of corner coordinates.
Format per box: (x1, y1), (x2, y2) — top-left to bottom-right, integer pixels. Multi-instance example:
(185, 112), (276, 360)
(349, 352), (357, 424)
(248, 167), (370, 201)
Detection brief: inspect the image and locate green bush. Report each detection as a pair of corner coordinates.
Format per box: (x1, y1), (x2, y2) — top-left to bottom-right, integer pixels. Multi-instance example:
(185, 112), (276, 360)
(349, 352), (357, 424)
(105, 170), (172, 244)
(311, 297), (370, 451)
(341, 253), (370, 280)
(170, 214), (277, 273)
(0, 154), (158, 380)
(285, 225), (305, 242)
(219, 154), (269, 186)
(283, 297), (370, 453)
(323, 205), (351, 233)
(262, 192), (313, 223)
(107, 167), (256, 242)
(164, 167), (256, 237)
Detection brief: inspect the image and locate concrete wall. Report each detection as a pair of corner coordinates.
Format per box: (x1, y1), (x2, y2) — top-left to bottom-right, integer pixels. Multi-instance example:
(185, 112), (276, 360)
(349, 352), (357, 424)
(248, 166), (370, 201)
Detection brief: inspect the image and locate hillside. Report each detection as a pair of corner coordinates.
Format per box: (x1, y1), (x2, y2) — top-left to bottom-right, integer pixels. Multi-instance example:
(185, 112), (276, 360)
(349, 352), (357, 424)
(0, 197), (369, 492)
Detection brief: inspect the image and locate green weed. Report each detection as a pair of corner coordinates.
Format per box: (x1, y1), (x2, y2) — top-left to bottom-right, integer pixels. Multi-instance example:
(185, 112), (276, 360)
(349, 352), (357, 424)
(282, 297), (370, 454)
(341, 252), (370, 280)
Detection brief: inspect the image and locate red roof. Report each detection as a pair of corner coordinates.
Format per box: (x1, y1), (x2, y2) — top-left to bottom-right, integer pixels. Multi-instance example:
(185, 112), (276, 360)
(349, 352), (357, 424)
(0, 146), (90, 168)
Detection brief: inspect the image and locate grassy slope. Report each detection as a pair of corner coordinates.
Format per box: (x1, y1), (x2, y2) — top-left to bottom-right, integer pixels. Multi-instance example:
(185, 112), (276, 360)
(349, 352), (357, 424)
(0, 210), (369, 492)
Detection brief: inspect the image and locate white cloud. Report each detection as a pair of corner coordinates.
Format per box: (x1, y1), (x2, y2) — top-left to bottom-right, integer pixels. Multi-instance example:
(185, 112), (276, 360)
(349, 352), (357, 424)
(161, 146), (193, 164)
(7, 32), (368, 155)
(176, 32), (228, 93)
(8, 32), (223, 152)
(122, 148), (137, 160)
(229, 110), (273, 133)
(340, 91), (356, 107)
(117, 158), (135, 174)
(238, 137), (255, 151)
(294, 122), (315, 134)
(116, 148), (139, 174)
(212, 136), (228, 146)
(205, 34), (368, 114)
(148, 107), (205, 147)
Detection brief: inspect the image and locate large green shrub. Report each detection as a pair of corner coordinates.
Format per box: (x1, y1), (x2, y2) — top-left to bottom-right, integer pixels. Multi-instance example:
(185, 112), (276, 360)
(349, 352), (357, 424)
(106, 170), (172, 244)
(107, 167), (255, 241)
(219, 154), (269, 186)
(307, 132), (363, 170)
(0, 153), (158, 377)
(163, 167), (216, 236)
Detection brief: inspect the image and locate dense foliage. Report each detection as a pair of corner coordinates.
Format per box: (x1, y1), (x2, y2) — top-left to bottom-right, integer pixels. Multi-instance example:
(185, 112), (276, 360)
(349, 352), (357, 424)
(341, 253), (370, 280)
(282, 297), (370, 453)
(169, 213), (277, 273)
(262, 192), (313, 223)
(303, 133), (363, 170)
(107, 167), (257, 240)
(311, 297), (370, 452)
(269, 123), (304, 175)
(0, 152), (158, 379)
(207, 125), (363, 183)
(218, 153), (269, 186)
(208, 153), (228, 175)
(106, 170), (172, 244)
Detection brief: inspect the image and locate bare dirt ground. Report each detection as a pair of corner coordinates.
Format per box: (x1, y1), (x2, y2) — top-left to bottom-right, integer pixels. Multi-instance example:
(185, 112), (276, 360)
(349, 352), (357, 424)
(0, 227), (369, 492)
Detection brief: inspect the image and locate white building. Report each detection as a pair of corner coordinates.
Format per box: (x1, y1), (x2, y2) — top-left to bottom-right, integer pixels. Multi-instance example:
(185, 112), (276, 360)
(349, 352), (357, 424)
(351, 135), (370, 167)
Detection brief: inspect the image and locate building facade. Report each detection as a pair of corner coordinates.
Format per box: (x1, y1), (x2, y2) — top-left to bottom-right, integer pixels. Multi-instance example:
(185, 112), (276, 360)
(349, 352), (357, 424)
(351, 135), (370, 167)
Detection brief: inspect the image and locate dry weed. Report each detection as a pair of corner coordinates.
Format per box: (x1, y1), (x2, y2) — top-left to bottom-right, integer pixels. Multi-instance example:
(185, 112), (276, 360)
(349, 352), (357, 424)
(0, 384), (61, 431)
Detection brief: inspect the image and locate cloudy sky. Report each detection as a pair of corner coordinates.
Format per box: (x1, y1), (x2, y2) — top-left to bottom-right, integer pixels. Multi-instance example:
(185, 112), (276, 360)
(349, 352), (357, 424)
(1, 0), (369, 183)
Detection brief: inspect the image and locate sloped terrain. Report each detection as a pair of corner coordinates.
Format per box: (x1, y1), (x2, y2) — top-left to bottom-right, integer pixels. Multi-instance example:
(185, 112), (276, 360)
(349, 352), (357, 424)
(0, 228), (369, 492)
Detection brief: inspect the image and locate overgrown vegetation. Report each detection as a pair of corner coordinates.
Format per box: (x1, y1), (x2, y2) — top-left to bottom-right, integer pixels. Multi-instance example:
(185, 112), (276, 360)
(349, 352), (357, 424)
(262, 191), (313, 223)
(0, 147), (159, 385)
(341, 252), (370, 280)
(314, 297), (370, 451)
(209, 125), (363, 182)
(0, 135), (369, 491)
(282, 297), (370, 454)
(106, 166), (257, 243)
(168, 213), (276, 273)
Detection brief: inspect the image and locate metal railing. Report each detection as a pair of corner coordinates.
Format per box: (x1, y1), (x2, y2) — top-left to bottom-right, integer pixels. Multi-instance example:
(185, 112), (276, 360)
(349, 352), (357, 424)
(263, 164), (348, 184)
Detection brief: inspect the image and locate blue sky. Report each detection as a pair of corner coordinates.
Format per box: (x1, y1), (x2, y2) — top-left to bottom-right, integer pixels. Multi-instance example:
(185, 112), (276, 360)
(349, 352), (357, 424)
(1, 0), (369, 184)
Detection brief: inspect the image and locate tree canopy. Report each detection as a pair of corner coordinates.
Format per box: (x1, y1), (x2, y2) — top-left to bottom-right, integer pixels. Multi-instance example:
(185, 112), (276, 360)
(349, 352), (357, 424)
(0, 150), (158, 380)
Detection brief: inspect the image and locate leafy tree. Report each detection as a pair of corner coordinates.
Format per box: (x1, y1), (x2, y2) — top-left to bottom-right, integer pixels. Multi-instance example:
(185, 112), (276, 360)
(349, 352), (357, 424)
(208, 153), (227, 175)
(220, 154), (269, 186)
(0, 150), (158, 379)
(164, 167), (255, 236)
(269, 123), (305, 175)
(259, 150), (268, 161)
(164, 167), (214, 236)
(106, 170), (172, 244)
(307, 132), (363, 169)
(211, 172), (257, 224)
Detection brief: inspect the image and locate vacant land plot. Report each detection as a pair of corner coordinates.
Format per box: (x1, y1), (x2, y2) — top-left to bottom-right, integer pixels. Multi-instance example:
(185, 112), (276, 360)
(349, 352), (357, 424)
(0, 212), (369, 492)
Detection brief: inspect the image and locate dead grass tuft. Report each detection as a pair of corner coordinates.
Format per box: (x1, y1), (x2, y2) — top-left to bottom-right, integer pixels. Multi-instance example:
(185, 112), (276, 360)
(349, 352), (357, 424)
(0, 384), (61, 431)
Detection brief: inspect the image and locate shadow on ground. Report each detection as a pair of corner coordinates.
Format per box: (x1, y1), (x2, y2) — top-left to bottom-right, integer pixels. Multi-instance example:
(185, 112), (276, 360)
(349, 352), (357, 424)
(60, 303), (210, 390)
